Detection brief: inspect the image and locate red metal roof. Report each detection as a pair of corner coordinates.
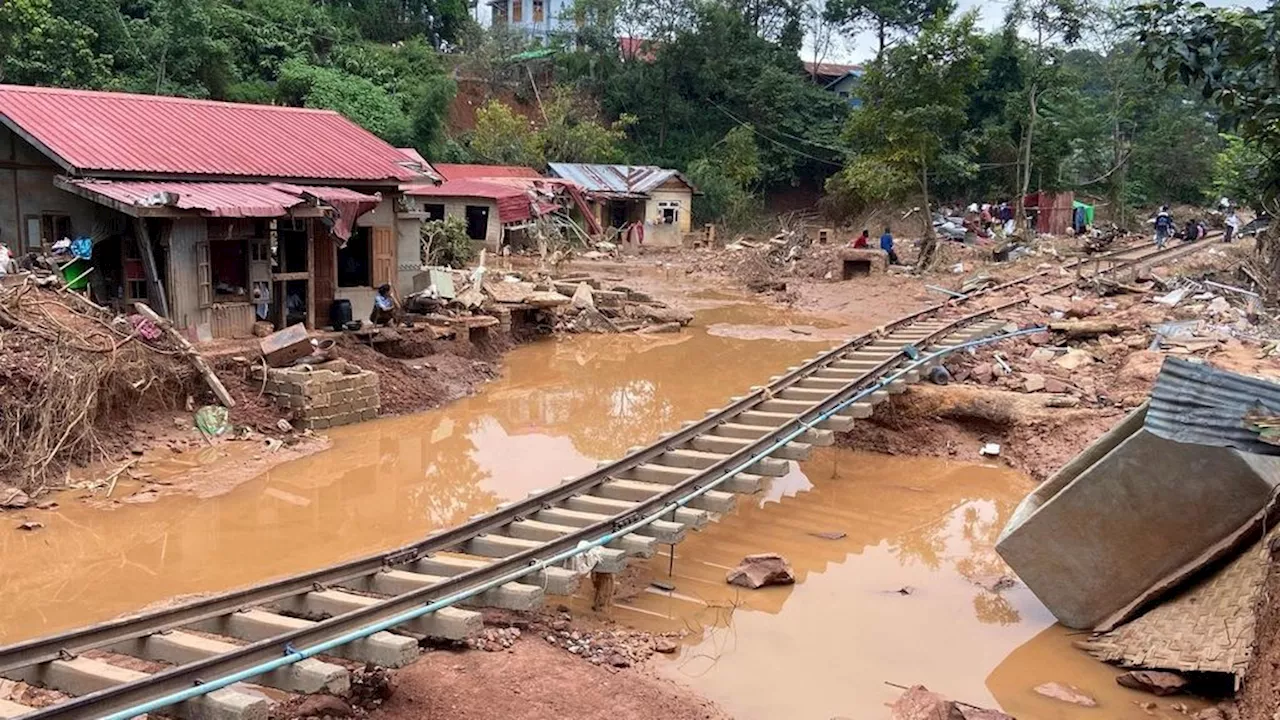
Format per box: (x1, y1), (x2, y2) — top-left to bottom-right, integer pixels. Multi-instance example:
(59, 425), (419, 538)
(803, 61), (861, 79)
(61, 178), (380, 218)
(0, 84), (419, 183)
(433, 163), (542, 181)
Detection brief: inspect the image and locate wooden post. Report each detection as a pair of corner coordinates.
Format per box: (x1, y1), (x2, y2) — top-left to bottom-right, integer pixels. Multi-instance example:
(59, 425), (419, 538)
(591, 570), (616, 612)
(133, 218), (169, 319)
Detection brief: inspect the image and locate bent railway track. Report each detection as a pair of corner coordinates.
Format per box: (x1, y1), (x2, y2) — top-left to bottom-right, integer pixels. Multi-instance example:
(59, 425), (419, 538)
(0, 236), (1216, 720)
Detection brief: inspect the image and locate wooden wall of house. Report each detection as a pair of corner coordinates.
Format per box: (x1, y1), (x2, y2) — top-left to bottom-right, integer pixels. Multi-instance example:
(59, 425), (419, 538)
(166, 218), (206, 333)
(0, 126), (112, 253)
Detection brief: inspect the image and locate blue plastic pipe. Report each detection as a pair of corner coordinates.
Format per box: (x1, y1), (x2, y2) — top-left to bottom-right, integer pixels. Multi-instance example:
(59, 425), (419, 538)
(102, 324), (1046, 720)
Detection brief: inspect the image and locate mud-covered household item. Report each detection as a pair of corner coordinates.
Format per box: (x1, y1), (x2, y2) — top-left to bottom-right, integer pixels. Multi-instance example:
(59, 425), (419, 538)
(329, 298), (353, 331)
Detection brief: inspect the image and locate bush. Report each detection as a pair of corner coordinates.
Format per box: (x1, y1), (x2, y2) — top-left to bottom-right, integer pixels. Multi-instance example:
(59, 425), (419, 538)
(420, 217), (476, 268)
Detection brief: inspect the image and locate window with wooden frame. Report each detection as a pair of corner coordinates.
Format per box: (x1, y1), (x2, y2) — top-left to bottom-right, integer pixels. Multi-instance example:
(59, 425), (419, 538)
(511, 0), (522, 22)
(532, 0), (544, 22)
(657, 201), (680, 225)
(34, 213), (71, 249)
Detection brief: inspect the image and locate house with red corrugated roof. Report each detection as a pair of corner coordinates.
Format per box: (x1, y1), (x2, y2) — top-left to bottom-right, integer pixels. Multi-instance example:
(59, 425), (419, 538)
(0, 84), (440, 338)
(399, 160), (594, 251)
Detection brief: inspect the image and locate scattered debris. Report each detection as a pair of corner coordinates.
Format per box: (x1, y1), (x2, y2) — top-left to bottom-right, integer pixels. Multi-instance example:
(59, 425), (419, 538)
(979, 443), (1001, 457)
(16, 521), (43, 532)
(0, 485), (30, 509)
(809, 531), (848, 540)
(726, 553), (796, 588)
(1033, 682), (1098, 707)
(1115, 670), (1188, 696)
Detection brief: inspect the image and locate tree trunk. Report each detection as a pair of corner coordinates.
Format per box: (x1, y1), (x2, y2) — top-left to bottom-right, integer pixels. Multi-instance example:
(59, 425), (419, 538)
(876, 18), (886, 58)
(915, 160), (938, 270)
(1014, 83), (1038, 236)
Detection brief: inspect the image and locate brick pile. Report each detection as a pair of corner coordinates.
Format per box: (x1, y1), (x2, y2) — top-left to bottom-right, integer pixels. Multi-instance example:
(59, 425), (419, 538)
(261, 367), (380, 430)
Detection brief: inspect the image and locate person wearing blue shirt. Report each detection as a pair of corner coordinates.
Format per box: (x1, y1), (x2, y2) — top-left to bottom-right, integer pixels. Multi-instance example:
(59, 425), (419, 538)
(880, 226), (900, 265)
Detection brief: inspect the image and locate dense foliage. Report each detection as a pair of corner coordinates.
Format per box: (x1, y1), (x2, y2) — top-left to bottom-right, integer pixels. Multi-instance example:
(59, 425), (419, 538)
(0, 0), (1253, 229)
(0, 0), (466, 154)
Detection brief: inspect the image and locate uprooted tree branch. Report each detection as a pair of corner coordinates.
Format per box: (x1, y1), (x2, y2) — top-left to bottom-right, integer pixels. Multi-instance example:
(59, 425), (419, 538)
(0, 279), (196, 491)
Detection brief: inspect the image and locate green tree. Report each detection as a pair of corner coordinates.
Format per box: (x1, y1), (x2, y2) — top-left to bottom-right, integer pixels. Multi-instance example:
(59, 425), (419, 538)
(687, 125), (763, 224)
(277, 59), (412, 143)
(1213, 134), (1267, 210)
(0, 0), (110, 87)
(471, 99), (543, 165)
(1004, 0), (1091, 233)
(823, 0), (954, 58)
(833, 12), (983, 267)
(538, 88), (635, 163)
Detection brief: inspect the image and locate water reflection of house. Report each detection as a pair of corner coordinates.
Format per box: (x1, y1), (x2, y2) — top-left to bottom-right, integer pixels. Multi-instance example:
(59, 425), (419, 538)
(0, 84), (439, 337)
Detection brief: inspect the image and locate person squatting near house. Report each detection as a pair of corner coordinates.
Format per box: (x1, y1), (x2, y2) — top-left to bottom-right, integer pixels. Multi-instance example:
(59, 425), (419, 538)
(853, 229), (870, 248)
(370, 284), (403, 326)
(880, 226), (900, 265)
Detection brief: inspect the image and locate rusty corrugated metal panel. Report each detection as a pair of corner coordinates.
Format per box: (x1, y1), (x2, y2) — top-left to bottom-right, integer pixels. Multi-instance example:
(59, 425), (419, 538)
(1146, 356), (1280, 455)
(65, 179), (378, 218)
(209, 304), (255, 339)
(0, 84), (417, 182)
(547, 163), (695, 197)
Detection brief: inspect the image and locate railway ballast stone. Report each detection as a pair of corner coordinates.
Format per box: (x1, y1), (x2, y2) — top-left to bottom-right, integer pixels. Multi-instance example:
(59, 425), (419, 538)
(726, 553), (796, 589)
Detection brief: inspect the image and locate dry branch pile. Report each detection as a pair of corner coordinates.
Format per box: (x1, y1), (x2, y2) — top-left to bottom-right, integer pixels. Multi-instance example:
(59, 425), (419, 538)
(0, 280), (195, 490)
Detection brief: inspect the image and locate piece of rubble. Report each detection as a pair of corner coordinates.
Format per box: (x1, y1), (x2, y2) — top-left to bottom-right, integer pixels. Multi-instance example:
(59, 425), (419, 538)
(1055, 348), (1094, 370)
(980, 443), (1001, 457)
(726, 553), (796, 588)
(1023, 373), (1046, 392)
(971, 363), (994, 383)
(889, 685), (1014, 720)
(1116, 670), (1187, 696)
(572, 308), (618, 334)
(526, 291), (571, 308)
(1033, 682), (1098, 707)
(637, 322), (681, 334)
(16, 521), (42, 531)
(1029, 347), (1057, 364)
(0, 485), (30, 509)
(571, 283), (595, 310)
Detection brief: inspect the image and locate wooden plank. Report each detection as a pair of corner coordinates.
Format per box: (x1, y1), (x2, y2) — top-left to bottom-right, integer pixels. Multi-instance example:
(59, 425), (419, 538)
(372, 225), (394, 289)
(134, 218), (169, 318)
(134, 302), (236, 408)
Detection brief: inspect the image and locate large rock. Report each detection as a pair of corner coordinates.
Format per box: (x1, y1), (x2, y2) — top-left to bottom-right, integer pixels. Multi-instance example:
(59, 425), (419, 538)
(890, 686), (964, 720)
(571, 283), (595, 310)
(1116, 670), (1187, 696)
(636, 304), (694, 326)
(725, 553), (796, 589)
(571, 308), (618, 334)
(1055, 348), (1094, 370)
(889, 686), (1014, 720)
(526, 291), (571, 308)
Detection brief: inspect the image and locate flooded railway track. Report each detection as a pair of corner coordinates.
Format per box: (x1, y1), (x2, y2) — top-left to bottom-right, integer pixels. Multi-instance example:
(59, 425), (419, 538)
(0, 237), (1214, 720)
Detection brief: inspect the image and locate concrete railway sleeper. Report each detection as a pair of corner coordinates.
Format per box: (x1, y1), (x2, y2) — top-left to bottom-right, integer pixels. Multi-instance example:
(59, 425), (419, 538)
(0, 239), (1217, 720)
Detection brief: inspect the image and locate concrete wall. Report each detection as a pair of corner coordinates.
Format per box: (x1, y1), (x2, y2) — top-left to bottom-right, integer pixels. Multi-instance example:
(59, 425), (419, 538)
(643, 188), (693, 248)
(420, 196), (501, 252)
(0, 126), (109, 252)
(258, 366), (380, 430)
(396, 215), (423, 297)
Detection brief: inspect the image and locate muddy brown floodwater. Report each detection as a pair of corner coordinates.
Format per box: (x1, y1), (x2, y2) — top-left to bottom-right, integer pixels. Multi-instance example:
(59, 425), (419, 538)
(608, 449), (1208, 720)
(0, 295), (1205, 720)
(0, 302), (837, 642)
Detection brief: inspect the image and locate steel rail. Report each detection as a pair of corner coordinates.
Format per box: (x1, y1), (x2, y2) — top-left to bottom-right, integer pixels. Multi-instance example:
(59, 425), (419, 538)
(0, 235), (1220, 719)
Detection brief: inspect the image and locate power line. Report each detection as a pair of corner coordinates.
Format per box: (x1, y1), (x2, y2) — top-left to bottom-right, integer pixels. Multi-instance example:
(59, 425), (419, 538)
(704, 99), (846, 167)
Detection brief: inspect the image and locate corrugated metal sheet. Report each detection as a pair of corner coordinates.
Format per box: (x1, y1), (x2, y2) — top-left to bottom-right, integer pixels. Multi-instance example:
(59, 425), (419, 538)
(65, 179), (378, 218)
(1146, 356), (1280, 455)
(432, 163), (542, 181)
(405, 178), (566, 224)
(208, 303), (256, 339)
(547, 163), (696, 197)
(0, 84), (418, 182)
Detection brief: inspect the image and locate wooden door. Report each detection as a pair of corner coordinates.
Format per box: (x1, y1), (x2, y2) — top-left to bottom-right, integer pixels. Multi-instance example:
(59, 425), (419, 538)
(371, 226), (395, 289)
